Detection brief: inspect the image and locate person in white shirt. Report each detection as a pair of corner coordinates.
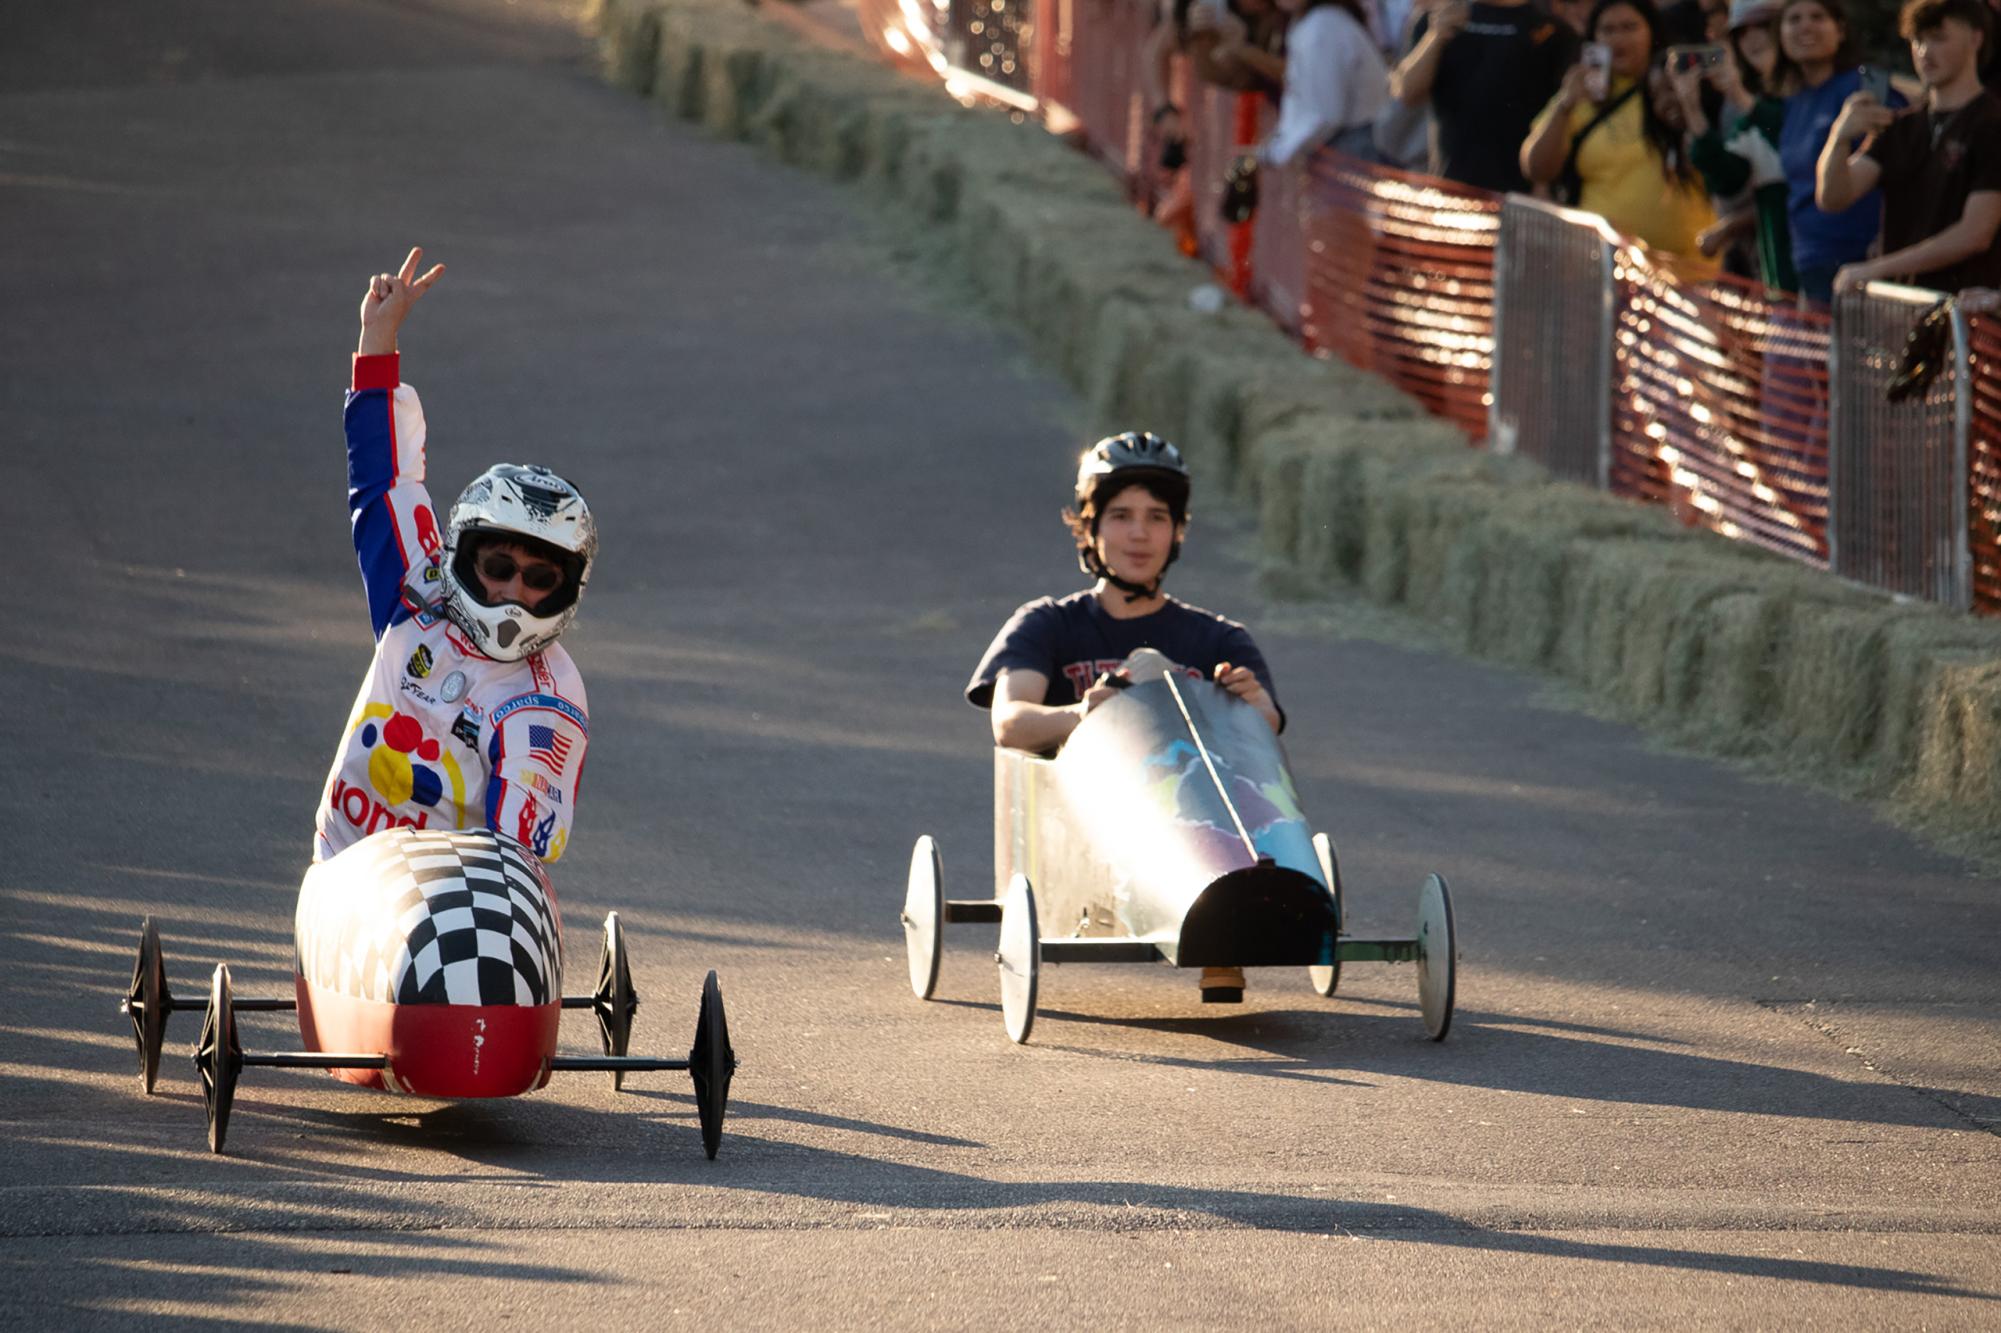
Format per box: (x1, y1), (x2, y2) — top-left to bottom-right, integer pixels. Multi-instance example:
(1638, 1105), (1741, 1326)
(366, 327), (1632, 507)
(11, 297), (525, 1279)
(1262, 0), (1393, 163)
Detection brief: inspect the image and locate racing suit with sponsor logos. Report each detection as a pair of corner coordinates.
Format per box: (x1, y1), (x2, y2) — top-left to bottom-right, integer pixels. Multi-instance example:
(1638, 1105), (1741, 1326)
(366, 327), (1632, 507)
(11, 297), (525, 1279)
(313, 353), (588, 864)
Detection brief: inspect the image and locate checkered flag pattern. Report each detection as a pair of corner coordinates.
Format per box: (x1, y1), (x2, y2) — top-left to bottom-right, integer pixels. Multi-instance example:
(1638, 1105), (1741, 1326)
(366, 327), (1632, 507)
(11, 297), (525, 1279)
(297, 828), (563, 1007)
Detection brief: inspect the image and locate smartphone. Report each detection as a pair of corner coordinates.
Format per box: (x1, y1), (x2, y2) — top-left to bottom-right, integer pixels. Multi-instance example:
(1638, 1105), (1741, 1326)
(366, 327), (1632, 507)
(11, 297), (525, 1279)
(1583, 42), (1612, 101)
(1667, 43), (1726, 73)
(1857, 64), (1891, 103)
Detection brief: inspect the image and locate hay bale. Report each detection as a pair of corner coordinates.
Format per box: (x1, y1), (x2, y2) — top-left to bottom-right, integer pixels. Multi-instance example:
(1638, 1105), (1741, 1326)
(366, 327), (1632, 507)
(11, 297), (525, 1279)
(1397, 475), (1499, 635)
(1673, 590), (1789, 749)
(1764, 595), (1899, 776)
(600, 0), (663, 95)
(1126, 340), (1199, 450)
(1904, 653), (2001, 817)
(1293, 438), (1370, 583)
(1252, 433), (1313, 566)
(651, 24), (704, 119)
(1450, 486), (1660, 669)
(1875, 617), (2001, 785)
(694, 44), (769, 138)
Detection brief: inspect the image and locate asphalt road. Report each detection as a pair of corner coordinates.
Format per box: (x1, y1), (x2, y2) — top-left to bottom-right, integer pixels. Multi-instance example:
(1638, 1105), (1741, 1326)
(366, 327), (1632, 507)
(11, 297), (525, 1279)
(3, 2), (1998, 1326)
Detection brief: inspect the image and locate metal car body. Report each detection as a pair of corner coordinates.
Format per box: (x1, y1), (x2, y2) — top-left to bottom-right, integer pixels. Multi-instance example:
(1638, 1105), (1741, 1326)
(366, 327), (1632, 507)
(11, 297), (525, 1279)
(905, 649), (1456, 1043)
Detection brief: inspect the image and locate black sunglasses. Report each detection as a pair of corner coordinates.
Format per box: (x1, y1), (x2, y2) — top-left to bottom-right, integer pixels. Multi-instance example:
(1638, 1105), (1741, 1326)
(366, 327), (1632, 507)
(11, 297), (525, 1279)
(476, 550), (565, 593)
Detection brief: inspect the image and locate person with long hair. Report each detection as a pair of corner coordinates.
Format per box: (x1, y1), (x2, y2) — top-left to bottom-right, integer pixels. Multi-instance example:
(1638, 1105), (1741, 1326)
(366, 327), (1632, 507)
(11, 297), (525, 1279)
(1676, 0), (1799, 290)
(1520, 0), (1720, 269)
(1770, 0), (1903, 302)
(1262, 0), (1392, 162)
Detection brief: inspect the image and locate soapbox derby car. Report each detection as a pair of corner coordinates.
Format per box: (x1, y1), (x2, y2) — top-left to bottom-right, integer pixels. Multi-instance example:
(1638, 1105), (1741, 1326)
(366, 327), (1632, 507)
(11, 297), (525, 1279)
(120, 827), (736, 1157)
(902, 649), (1457, 1043)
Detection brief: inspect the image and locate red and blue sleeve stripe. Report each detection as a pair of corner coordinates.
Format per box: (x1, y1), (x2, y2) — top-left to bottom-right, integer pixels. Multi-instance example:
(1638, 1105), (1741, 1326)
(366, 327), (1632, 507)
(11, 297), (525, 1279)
(343, 354), (409, 639)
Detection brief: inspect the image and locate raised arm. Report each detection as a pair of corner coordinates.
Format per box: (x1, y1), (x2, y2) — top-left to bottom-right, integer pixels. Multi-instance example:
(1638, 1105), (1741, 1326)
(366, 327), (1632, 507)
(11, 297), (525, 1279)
(1520, 68), (1590, 186)
(1813, 92), (1892, 214)
(344, 247), (449, 638)
(1388, 3), (1463, 107)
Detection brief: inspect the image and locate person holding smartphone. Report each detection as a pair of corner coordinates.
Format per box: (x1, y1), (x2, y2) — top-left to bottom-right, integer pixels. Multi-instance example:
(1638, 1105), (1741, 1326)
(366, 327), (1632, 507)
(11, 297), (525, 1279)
(1819, 0), (2001, 295)
(1520, 0), (1719, 268)
(1388, 0), (1579, 190)
(1676, 0), (1799, 290)
(1768, 0), (1904, 303)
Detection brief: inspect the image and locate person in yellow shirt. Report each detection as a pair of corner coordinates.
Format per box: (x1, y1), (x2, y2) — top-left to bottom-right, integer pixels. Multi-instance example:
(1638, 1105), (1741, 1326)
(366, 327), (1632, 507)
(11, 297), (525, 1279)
(1519, 0), (1721, 272)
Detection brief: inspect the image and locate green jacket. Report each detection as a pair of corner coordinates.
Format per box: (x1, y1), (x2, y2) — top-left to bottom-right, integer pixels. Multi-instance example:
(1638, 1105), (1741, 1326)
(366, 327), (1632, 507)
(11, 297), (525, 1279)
(1690, 96), (1797, 295)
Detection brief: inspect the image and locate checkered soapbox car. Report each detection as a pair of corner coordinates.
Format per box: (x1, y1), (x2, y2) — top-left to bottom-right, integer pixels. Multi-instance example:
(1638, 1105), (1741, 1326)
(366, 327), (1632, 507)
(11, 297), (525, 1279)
(902, 649), (1458, 1043)
(120, 827), (736, 1156)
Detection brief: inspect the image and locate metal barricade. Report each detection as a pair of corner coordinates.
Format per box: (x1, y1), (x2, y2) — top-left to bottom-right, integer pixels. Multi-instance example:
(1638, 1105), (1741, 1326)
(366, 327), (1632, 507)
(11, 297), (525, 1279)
(1488, 197), (1618, 484)
(1304, 154), (1499, 439)
(1608, 258), (1831, 566)
(1828, 283), (1970, 610)
(1969, 308), (2001, 613)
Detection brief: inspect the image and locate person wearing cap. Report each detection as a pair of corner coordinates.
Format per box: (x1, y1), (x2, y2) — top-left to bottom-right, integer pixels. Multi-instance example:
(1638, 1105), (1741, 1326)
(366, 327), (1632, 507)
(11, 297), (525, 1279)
(964, 431), (1282, 1003)
(1676, 0), (1800, 291)
(316, 247), (596, 866)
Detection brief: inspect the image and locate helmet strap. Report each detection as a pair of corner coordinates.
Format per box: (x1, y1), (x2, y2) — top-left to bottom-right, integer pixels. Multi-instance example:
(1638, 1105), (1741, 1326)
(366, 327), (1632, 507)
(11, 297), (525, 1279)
(1079, 536), (1180, 603)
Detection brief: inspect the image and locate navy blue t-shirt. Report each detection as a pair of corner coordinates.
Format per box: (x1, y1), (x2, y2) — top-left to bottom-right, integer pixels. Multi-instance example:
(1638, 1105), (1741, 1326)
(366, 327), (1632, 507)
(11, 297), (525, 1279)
(965, 590), (1282, 727)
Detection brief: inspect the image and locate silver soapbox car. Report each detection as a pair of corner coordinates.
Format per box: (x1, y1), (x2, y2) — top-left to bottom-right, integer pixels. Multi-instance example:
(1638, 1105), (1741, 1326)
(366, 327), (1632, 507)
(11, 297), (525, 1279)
(902, 650), (1457, 1043)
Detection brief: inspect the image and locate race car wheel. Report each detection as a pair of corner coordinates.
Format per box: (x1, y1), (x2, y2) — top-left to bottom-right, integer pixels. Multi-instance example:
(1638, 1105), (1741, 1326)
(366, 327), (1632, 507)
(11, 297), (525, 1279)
(997, 873), (1040, 1045)
(902, 835), (944, 1001)
(1415, 873), (1456, 1041)
(689, 970), (736, 1161)
(594, 911), (639, 1092)
(193, 963), (243, 1154)
(1307, 832), (1344, 998)
(125, 916), (173, 1094)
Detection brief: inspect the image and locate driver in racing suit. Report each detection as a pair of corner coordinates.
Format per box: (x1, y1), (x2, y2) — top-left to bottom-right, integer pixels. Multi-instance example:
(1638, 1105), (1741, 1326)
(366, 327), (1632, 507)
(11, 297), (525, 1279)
(314, 247), (595, 866)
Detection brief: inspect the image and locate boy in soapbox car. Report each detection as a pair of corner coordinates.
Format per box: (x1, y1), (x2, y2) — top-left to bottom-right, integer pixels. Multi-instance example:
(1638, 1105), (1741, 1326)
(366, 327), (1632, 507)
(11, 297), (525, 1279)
(965, 432), (1283, 1002)
(904, 432), (1457, 1043)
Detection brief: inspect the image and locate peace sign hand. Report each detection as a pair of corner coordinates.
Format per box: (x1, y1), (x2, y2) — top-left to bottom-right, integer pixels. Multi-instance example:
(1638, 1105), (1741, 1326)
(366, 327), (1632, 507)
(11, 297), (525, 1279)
(357, 246), (446, 356)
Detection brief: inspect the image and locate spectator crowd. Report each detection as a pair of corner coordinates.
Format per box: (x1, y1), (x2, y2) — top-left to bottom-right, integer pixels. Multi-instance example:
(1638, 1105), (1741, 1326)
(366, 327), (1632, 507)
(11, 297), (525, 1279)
(1143, 0), (2001, 303)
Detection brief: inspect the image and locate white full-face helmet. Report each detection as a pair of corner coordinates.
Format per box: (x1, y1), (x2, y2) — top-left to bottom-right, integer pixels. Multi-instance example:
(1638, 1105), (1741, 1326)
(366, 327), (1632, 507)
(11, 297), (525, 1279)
(440, 464), (597, 662)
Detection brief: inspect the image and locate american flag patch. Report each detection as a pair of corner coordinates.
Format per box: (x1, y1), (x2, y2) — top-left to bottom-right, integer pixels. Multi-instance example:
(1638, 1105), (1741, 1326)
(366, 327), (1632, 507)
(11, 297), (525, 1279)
(527, 724), (574, 776)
